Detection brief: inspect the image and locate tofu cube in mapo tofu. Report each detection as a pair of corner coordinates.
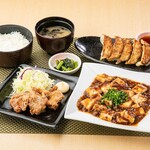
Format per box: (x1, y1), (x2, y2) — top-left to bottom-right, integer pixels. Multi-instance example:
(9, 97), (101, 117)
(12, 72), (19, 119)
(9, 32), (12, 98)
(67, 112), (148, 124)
(120, 100), (132, 108)
(132, 94), (147, 104)
(103, 99), (113, 107)
(99, 112), (113, 121)
(81, 98), (97, 110)
(118, 110), (135, 124)
(85, 87), (100, 98)
(132, 84), (147, 94)
(100, 82), (112, 93)
(84, 87), (102, 102)
(116, 116), (128, 123)
(131, 103), (140, 108)
(137, 107), (145, 115)
(123, 90), (135, 98)
(95, 73), (113, 83)
(92, 104), (107, 111)
(123, 111), (135, 123)
(110, 77), (127, 88)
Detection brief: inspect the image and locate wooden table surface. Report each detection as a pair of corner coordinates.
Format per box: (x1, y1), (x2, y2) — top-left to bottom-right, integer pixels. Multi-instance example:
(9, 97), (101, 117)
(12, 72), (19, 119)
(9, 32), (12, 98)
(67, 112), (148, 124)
(0, 0), (150, 149)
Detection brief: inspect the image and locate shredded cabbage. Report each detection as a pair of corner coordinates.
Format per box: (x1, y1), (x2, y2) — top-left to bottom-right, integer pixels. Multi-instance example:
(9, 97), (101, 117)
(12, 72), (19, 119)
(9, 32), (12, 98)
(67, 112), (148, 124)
(12, 67), (54, 94)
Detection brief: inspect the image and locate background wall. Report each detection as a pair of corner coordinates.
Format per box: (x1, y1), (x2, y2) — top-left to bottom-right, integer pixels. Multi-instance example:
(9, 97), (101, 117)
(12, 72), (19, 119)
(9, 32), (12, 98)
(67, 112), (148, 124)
(0, 0), (150, 37)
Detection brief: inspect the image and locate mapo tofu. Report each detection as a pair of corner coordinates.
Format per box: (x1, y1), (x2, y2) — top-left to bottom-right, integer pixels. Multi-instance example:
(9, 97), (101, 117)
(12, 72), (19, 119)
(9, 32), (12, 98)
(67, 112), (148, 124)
(77, 74), (150, 125)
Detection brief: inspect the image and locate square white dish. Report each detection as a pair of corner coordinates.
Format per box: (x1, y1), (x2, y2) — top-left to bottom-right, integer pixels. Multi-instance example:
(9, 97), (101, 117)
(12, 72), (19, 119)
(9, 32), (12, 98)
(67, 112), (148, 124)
(64, 62), (150, 133)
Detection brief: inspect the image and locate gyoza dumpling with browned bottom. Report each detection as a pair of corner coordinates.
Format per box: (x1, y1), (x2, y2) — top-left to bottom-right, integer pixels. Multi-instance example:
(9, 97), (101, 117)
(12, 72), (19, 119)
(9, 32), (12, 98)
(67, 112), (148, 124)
(108, 36), (124, 61)
(126, 39), (142, 65)
(136, 39), (150, 66)
(100, 34), (113, 60)
(116, 38), (132, 64)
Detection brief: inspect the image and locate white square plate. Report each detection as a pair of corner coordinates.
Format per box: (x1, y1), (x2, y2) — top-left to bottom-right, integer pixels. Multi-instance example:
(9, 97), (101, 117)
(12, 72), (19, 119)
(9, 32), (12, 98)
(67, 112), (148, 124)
(64, 63), (150, 133)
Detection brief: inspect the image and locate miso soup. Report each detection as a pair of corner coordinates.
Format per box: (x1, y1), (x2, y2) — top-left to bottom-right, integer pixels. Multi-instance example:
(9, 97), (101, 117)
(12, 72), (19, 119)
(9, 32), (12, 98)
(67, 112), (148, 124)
(39, 26), (71, 38)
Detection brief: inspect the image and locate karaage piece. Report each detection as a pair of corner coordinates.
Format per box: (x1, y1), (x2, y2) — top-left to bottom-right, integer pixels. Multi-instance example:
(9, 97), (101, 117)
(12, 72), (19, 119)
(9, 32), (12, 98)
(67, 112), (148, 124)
(116, 38), (133, 64)
(136, 39), (150, 66)
(47, 86), (65, 110)
(9, 91), (30, 113)
(126, 39), (142, 64)
(100, 34), (113, 60)
(28, 88), (48, 115)
(10, 85), (65, 115)
(108, 36), (124, 61)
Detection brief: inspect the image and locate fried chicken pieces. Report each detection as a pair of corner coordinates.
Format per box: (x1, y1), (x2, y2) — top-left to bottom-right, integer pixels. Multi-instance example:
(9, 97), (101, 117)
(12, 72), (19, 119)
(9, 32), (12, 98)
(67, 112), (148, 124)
(100, 34), (150, 66)
(9, 86), (65, 115)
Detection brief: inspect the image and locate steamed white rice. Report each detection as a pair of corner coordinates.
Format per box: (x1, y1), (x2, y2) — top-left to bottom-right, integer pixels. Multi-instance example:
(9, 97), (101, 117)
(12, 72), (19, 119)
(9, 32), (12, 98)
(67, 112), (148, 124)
(0, 31), (29, 52)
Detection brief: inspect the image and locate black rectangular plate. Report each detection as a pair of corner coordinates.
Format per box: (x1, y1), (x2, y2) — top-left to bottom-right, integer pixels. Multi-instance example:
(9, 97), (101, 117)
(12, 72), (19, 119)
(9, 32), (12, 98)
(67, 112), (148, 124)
(0, 64), (78, 128)
(75, 36), (150, 73)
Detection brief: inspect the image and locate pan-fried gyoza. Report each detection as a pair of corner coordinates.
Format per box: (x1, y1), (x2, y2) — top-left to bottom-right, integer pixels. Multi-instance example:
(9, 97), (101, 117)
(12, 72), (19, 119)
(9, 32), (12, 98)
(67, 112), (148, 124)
(100, 35), (150, 66)
(108, 36), (124, 61)
(116, 38), (133, 64)
(126, 39), (142, 64)
(77, 74), (150, 125)
(100, 35), (113, 60)
(136, 39), (150, 66)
